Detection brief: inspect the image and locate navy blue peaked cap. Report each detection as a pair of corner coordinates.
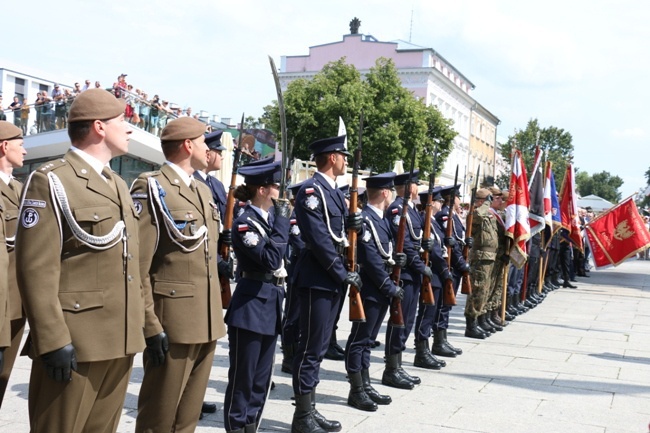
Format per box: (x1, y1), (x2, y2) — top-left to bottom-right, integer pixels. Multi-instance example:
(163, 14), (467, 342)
(288, 180), (306, 197)
(439, 184), (461, 197)
(363, 172), (396, 189)
(309, 134), (351, 157)
(394, 169), (421, 186)
(238, 159), (282, 185)
(205, 130), (225, 151)
(418, 186), (444, 203)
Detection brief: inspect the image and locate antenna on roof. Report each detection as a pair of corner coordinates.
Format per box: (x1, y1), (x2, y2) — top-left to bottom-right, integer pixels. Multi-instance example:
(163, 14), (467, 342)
(409, 7), (414, 42)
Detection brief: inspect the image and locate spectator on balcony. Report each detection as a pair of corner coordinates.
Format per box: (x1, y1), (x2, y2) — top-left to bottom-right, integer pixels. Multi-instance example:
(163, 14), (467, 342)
(113, 74), (127, 98)
(39, 91), (53, 132)
(149, 95), (161, 135)
(157, 100), (172, 134)
(64, 89), (75, 117)
(72, 82), (82, 96)
(124, 85), (135, 124)
(139, 92), (150, 131)
(20, 99), (30, 135)
(52, 85), (67, 130)
(34, 94), (43, 132)
(185, 107), (192, 118)
(94, 81), (102, 89)
(81, 79), (91, 91)
(8, 96), (22, 128)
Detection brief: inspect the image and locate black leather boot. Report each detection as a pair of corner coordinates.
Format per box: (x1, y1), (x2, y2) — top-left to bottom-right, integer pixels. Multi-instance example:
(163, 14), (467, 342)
(432, 330), (456, 357)
(485, 312), (503, 331)
(347, 372), (378, 412)
(513, 294), (529, 313)
(464, 316), (487, 339)
(324, 340), (344, 361)
(291, 393), (325, 433)
(282, 343), (295, 374)
(228, 429), (244, 433)
(382, 353), (414, 389)
(491, 310), (508, 328)
(477, 314), (495, 334)
(413, 340), (443, 370)
(361, 369), (391, 405)
(397, 352), (421, 384)
(563, 280), (577, 289)
(244, 424), (256, 433)
(310, 390), (341, 432)
(442, 329), (463, 355)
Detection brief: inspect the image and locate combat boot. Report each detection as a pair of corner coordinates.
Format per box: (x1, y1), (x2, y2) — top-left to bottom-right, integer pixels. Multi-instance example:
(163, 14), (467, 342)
(485, 313), (503, 332)
(244, 424), (256, 433)
(347, 372), (378, 412)
(382, 354), (414, 389)
(228, 429), (244, 433)
(442, 329), (463, 355)
(361, 369), (391, 405)
(291, 393), (326, 433)
(413, 340), (443, 370)
(310, 390), (342, 432)
(397, 352), (421, 384)
(491, 310), (508, 328)
(432, 330), (456, 357)
(324, 340), (344, 361)
(281, 343), (295, 374)
(464, 316), (487, 339)
(477, 314), (495, 334)
(512, 294), (529, 313)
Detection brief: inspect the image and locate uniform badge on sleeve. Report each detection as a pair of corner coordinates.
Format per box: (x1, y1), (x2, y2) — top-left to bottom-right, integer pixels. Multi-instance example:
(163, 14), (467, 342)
(362, 230), (372, 243)
(290, 224), (301, 236)
(21, 208), (40, 228)
(305, 195), (320, 210)
(133, 200), (143, 214)
(392, 215), (400, 226)
(243, 231), (260, 247)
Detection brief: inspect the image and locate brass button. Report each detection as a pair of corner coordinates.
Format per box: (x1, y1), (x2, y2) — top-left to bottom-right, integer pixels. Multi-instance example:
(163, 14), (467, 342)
(93, 214), (99, 220)
(128, 254), (133, 260)
(74, 303), (80, 309)
(170, 290), (176, 295)
(128, 275), (133, 281)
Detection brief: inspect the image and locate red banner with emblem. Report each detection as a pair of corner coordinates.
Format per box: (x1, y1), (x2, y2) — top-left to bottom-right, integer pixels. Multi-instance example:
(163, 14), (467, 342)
(559, 164), (583, 252)
(584, 197), (650, 268)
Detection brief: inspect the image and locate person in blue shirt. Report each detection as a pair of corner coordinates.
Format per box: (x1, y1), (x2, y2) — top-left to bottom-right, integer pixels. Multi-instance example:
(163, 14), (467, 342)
(222, 159), (290, 433)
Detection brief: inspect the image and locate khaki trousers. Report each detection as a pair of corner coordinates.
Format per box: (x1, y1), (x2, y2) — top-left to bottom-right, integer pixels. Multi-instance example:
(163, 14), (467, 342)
(0, 317), (26, 405)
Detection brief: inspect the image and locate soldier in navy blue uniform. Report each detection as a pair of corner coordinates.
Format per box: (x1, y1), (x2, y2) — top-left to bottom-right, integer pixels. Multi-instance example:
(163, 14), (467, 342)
(344, 172), (406, 412)
(413, 188), (457, 366)
(193, 130), (230, 417)
(222, 159), (290, 433)
(382, 170), (434, 390)
(280, 181), (306, 374)
(291, 134), (362, 433)
(433, 185), (471, 350)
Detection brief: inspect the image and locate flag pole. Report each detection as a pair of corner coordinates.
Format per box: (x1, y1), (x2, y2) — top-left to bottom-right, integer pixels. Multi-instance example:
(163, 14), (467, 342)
(500, 238), (511, 323)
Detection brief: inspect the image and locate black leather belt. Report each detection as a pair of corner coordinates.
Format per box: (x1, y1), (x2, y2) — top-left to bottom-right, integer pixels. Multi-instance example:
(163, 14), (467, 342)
(241, 271), (284, 286)
(305, 242), (346, 255)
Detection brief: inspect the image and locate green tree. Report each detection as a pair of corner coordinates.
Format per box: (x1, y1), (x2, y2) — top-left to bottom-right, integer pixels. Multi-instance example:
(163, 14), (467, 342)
(261, 57), (456, 176)
(576, 170), (623, 203)
(497, 119), (574, 190)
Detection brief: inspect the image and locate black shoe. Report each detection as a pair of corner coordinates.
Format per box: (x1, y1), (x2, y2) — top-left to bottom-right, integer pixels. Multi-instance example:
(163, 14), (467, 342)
(397, 353), (421, 384)
(432, 330), (456, 358)
(324, 343), (344, 361)
(382, 354), (414, 389)
(413, 340), (443, 370)
(563, 281), (577, 289)
(332, 342), (345, 356)
(504, 309), (516, 321)
(202, 402), (217, 413)
(477, 315), (495, 334)
(347, 372), (378, 412)
(465, 317), (487, 339)
(442, 329), (463, 355)
(523, 299), (536, 309)
(361, 369), (391, 405)
(490, 310), (507, 328)
(485, 314), (503, 332)
(570, 278), (578, 282)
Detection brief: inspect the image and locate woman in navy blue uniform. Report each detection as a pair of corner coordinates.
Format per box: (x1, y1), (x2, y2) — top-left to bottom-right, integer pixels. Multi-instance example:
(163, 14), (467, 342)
(223, 160), (290, 433)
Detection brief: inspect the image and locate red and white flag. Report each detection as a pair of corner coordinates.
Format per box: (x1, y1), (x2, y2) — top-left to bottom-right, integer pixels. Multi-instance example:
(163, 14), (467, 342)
(559, 164), (583, 251)
(505, 150), (531, 268)
(528, 147), (545, 237)
(585, 197), (650, 268)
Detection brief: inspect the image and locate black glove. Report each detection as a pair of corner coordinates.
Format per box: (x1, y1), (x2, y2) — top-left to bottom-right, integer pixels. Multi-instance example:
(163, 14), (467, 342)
(220, 229), (232, 246)
(218, 257), (235, 280)
(393, 287), (405, 300)
(442, 268), (454, 281)
(500, 255), (511, 264)
(272, 198), (291, 219)
(145, 332), (169, 367)
(41, 344), (77, 382)
(344, 271), (363, 289)
(393, 252), (407, 268)
(421, 238), (433, 251)
(444, 237), (457, 248)
(346, 212), (363, 233)
(422, 266), (433, 281)
(464, 237), (474, 248)
(458, 262), (471, 273)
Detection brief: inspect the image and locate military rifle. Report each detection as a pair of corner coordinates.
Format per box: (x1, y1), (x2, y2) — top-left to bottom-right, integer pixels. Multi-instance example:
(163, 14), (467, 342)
(419, 149), (438, 306)
(389, 146), (417, 328)
(443, 165), (459, 306)
(347, 111), (366, 323)
(219, 112), (245, 309)
(269, 55), (288, 198)
(460, 166), (480, 295)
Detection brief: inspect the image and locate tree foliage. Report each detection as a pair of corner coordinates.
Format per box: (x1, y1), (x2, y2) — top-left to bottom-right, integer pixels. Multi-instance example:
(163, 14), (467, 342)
(575, 170), (623, 203)
(496, 119), (574, 190)
(260, 57), (457, 176)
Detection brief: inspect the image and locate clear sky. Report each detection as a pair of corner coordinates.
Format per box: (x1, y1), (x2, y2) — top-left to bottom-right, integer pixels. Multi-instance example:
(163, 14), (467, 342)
(3, 0), (649, 198)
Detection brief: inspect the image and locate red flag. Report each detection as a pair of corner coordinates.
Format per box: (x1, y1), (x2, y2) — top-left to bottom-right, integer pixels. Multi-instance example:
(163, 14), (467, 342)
(559, 164), (583, 251)
(585, 197), (650, 268)
(505, 150), (531, 268)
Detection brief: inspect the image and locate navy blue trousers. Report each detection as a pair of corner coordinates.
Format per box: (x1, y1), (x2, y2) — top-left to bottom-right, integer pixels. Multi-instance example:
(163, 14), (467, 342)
(345, 298), (388, 373)
(385, 279), (418, 355)
(414, 285), (442, 341)
(432, 275), (461, 330)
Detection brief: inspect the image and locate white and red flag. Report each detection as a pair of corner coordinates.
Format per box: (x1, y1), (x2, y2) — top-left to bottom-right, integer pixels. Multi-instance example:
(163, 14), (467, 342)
(585, 196), (650, 268)
(559, 164), (583, 251)
(505, 150), (531, 268)
(528, 147), (546, 237)
(542, 161), (562, 248)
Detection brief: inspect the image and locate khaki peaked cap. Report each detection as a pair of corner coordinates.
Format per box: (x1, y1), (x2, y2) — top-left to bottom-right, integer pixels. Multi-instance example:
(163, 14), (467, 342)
(476, 188), (492, 199)
(68, 89), (126, 123)
(160, 117), (206, 141)
(0, 121), (22, 141)
(488, 185), (503, 196)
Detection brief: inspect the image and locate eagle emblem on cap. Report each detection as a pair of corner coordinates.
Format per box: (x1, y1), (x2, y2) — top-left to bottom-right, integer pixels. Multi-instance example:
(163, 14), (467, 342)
(305, 195), (320, 211)
(243, 231), (260, 247)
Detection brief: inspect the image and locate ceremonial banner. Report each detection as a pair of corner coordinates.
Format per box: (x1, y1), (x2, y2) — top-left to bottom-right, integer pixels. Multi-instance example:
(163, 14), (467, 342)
(559, 164), (583, 251)
(542, 161), (562, 248)
(528, 148), (545, 237)
(585, 197), (650, 268)
(505, 150), (531, 268)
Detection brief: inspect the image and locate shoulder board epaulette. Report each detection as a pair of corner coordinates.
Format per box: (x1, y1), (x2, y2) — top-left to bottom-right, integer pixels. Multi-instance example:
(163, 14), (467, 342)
(140, 171), (161, 179)
(237, 224), (249, 232)
(38, 158), (67, 173)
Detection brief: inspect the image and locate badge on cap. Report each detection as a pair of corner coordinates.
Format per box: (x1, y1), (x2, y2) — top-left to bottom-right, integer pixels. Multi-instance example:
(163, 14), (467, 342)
(305, 195), (320, 210)
(243, 231), (260, 247)
(22, 208), (40, 228)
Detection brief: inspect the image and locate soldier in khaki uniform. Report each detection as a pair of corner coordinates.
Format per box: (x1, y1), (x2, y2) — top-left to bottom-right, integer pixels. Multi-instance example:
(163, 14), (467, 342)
(15, 89), (145, 433)
(464, 188), (499, 339)
(0, 121), (27, 405)
(132, 117), (226, 433)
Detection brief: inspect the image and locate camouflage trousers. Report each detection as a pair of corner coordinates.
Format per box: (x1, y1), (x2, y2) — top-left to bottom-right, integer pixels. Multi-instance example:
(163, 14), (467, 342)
(484, 260), (508, 313)
(464, 259), (495, 319)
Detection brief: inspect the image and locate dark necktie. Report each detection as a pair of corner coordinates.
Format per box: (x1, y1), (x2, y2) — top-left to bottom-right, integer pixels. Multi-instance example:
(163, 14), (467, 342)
(102, 167), (118, 196)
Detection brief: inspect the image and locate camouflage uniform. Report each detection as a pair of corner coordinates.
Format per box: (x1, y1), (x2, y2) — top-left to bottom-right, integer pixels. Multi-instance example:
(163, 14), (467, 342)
(485, 206), (507, 313)
(464, 200), (498, 319)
